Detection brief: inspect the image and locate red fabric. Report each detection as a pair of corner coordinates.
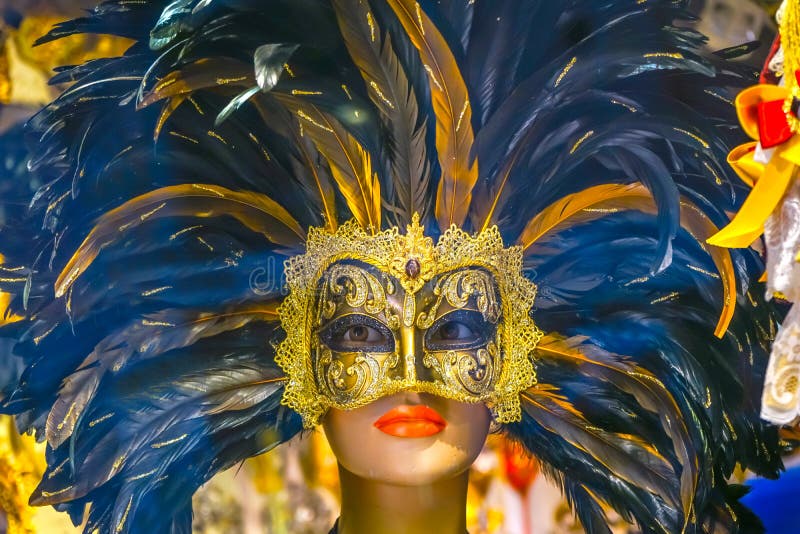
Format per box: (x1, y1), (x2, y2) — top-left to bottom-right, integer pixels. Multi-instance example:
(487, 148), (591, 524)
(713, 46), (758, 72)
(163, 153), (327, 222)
(761, 34), (782, 85)
(757, 98), (793, 148)
(502, 441), (539, 494)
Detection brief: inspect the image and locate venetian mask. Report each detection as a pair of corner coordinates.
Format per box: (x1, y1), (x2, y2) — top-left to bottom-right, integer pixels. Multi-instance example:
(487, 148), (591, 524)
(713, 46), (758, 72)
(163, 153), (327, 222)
(276, 215), (541, 427)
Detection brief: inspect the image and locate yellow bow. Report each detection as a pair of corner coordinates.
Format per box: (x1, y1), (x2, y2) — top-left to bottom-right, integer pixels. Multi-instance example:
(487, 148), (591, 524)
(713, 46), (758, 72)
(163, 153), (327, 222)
(707, 85), (800, 248)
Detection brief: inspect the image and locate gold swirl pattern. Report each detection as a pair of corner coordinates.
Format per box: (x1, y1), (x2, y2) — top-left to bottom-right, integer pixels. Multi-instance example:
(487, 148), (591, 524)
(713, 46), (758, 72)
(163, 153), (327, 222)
(416, 270), (500, 329)
(422, 342), (497, 397)
(319, 264), (390, 320)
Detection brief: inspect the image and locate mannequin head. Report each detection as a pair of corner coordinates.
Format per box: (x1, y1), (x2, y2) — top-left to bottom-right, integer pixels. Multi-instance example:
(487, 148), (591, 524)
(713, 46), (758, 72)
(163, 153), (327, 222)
(275, 218), (537, 492)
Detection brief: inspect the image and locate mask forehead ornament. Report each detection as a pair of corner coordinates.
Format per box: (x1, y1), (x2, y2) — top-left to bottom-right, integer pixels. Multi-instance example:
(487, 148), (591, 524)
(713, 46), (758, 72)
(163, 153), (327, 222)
(276, 215), (541, 427)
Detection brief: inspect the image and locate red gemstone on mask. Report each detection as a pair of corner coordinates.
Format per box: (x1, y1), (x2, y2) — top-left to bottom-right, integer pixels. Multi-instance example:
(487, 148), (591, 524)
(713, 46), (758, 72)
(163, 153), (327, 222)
(405, 258), (421, 279)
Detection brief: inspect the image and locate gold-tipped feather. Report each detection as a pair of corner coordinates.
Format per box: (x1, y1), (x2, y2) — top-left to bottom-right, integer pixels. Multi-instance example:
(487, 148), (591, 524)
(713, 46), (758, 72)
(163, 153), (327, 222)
(55, 184), (305, 298)
(45, 304), (281, 450)
(518, 183), (737, 337)
(277, 97), (381, 231)
(296, 131), (339, 232)
(520, 388), (680, 514)
(474, 148), (523, 232)
(518, 184), (650, 248)
(333, 0), (430, 222)
(678, 201), (737, 339)
(139, 58), (254, 108)
(534, 334), (698, 522)
(386, 0), (478, 228)
(249, 98), (338, 232)
(204, 376), (287, 414)
(154, 95), (187, 141)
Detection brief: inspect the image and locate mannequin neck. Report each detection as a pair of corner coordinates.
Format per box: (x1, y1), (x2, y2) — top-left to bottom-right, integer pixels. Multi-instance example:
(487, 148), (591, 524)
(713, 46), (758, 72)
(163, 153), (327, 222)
(335, 464), (470, 534)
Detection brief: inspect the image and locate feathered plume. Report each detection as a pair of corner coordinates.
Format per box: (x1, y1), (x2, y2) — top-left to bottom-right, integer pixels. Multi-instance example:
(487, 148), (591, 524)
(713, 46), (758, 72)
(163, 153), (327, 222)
(332, 0), (431, 222)
(277, 97), (383, 231)
(0, 1), (784, 533)
(385, 0), (478, 230)
(45, 303), (280, 450)
(54, 184), (305, 298)
(517, 183), (737, 337)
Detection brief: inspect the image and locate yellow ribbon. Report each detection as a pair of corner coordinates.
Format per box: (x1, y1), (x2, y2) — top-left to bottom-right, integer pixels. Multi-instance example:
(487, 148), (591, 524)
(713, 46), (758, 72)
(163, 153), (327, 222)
(726, 142), (761, 187)
(707, 85), (800, 248)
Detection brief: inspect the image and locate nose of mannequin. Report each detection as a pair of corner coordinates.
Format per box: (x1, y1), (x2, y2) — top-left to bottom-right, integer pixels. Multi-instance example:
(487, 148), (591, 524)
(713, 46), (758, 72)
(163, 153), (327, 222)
(399, 390), (427, 405)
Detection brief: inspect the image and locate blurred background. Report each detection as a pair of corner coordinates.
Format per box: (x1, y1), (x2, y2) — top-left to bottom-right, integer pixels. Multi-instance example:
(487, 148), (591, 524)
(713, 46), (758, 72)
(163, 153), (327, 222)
(0, 0), (797, 533)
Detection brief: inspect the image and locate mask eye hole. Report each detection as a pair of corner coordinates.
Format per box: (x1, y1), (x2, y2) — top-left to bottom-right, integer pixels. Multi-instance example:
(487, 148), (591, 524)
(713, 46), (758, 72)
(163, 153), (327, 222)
(319, 314), (395, 352)
(438, 321), (475, 341)
(344, 325), (376, 342)
(425, 310), (493, 351)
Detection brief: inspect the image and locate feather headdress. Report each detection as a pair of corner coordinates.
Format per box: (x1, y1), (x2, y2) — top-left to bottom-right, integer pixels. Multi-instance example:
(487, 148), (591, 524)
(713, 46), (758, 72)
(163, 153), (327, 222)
(0, 0), (785, 532)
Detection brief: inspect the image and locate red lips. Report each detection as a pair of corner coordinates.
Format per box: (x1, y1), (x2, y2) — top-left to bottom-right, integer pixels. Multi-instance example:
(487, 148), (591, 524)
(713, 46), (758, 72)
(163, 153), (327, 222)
(373, 405), (447, 437)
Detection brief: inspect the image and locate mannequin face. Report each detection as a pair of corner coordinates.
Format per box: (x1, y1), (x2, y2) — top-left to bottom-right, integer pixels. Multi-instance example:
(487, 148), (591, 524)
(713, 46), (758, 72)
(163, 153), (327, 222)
(323, 391), (491, 485)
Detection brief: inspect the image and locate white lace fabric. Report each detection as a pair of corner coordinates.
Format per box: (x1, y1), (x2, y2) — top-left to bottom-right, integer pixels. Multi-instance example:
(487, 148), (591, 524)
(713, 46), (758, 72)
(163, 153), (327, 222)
(762, 179), (800, 424)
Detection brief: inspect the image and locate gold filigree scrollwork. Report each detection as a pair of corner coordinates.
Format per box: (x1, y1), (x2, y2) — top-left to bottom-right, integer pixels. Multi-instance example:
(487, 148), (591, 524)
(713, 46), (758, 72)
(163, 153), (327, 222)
(442, 270), (495, 320)
(416, 278), (444, 329)
(384, 278), (401, 330)
(317, 349), (368, 403)
(417, 269), (500, 329)
(321, 264), (388, 319)
(316, 348), (402, 405)
(422, 341), (498, 397)
(403, 292), (416, 328)
(458, 343), (497, 393)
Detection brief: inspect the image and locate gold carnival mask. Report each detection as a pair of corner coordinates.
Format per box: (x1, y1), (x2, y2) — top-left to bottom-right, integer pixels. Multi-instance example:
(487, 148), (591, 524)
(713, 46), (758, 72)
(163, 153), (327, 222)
(276, 215), (542, 427)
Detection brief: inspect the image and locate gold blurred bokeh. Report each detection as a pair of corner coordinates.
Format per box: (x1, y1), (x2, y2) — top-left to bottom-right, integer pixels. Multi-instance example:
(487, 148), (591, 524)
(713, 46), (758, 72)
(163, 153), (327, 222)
(0, 14), (132, 107)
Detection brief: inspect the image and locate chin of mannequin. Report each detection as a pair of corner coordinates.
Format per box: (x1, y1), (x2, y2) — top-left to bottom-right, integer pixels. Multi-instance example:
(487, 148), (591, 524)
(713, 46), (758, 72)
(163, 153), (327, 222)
(322, 391), (492, 486)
